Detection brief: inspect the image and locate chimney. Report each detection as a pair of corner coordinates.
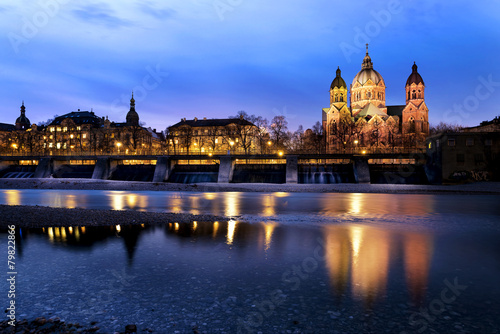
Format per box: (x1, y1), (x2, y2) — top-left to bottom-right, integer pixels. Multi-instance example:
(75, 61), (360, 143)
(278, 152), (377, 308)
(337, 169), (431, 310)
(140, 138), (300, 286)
(194, 117), (198, 122)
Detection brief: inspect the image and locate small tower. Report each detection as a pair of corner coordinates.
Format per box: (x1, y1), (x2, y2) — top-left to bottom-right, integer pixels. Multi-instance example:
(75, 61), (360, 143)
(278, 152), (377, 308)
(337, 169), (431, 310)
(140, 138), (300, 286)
(126, 92), (140, 126)
(15, 101), (31, 130)
(330, 67), (348, 107)
(402, 62), (429, 137)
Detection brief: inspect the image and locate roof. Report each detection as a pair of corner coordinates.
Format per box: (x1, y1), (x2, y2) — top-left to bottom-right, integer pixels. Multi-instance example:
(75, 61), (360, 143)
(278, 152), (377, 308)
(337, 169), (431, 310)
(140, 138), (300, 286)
(387, 105), (405, 117)
(330, 67), (347, 89)
(352, 68), (385, 86)
(0, 123), (15, 131)
(169, 118), (255, 129)
(406, 63), (424, 86)
(50, 111), (103, 126)
(357, 103), (386, 118)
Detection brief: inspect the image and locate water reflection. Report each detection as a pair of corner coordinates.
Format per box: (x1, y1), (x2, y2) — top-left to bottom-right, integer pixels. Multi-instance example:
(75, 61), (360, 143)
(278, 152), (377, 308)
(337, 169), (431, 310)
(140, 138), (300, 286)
(3, 189), (499, 218)
(323, 224), (433, 307)
(4, 189), (21, 206)
(108, 191), (149, 211)
(14, 220), (434, 307)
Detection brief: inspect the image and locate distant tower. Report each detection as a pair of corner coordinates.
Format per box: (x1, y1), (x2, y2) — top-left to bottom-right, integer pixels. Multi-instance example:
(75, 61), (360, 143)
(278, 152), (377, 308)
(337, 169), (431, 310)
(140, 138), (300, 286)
(126, 92), (140, 126)
(350, 44), (386, 116)
(15, 101), (31, 130)
(402, 62), (428, 136)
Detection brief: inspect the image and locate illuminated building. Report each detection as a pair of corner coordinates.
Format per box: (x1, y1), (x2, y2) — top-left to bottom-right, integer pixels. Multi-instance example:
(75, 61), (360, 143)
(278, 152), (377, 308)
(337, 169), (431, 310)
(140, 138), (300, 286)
(323, 44), (429, 153)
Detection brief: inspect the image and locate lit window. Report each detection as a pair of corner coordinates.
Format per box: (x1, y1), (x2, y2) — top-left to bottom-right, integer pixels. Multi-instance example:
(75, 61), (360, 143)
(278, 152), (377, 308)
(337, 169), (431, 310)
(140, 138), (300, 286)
(83, 134), (87, 139)
(50, 127), (55, 132)
(70, 134), (74, 139)
(57, 127), (61, 132)
(57, 143), (61, 149)
(63, 127), (68, 132)
(49, 143), (53, 148)
(428, 142), (432, 149)
(77, 126), (81, 131)
(215, 139), (218, 144)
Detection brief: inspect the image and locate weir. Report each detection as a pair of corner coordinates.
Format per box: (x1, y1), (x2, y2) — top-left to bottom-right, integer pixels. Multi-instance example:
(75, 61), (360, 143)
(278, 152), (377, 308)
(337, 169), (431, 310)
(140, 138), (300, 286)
(0, 153), (428, 184)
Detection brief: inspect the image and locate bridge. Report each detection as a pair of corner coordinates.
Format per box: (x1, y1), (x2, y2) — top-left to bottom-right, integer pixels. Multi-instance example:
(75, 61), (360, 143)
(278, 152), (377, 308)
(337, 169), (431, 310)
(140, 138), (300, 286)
(0, 151), (427, 184)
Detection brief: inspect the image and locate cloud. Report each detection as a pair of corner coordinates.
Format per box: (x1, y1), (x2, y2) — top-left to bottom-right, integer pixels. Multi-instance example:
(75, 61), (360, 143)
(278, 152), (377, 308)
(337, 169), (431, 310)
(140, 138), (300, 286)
(139, 3), (176, 20)
(72, 3), (133, 28)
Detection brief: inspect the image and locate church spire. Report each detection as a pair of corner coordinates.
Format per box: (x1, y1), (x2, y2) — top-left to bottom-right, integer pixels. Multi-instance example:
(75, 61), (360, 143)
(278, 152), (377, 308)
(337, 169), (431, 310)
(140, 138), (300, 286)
(361, 43), (373, 70)
(126, 91), (139, 126)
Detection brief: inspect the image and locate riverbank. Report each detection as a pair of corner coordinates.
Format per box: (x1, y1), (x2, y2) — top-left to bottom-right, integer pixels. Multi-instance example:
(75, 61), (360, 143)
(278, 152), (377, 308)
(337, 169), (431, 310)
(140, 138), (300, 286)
(1, 178), (500, 194)
(0, 205), (225, 228)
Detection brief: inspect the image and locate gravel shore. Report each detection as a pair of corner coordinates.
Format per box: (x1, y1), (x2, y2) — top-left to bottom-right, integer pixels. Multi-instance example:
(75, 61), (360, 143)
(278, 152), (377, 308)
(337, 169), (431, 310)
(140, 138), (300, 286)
(1, 178), (500, 194)
(0, 204), (225, 229)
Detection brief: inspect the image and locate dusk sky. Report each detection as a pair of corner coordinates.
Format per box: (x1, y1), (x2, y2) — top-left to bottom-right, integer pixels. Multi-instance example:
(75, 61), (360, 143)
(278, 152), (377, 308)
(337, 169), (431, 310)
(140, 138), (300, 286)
(1, 0), (499, 132)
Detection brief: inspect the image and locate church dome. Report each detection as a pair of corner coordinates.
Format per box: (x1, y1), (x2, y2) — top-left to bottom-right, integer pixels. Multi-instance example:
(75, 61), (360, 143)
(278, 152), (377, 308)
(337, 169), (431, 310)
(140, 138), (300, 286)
(352, 68), (385, 86)
(330, 67), (346, 89)
(406, 62), (424, 86)
(352, 45), (385, 86)
(15, 102), (31, 130)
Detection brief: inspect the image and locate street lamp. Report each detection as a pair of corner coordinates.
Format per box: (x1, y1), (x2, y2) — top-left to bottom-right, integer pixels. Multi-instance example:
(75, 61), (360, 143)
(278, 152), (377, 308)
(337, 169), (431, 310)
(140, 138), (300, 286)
(354, 139), (359, 153)
(278, 151), (284, 157)
(116, 142), (122, 154)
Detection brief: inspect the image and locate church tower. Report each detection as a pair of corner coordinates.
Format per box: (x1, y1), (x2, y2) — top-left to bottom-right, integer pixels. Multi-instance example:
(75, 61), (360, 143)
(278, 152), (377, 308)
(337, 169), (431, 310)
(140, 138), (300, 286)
(350, 44), (386, 117)
(325, 67), (351, 152)
(402, 62), (428, 136)
(15, 101), (31, 130)
(126, 92), (140, 127)
(330, 67), (348, 108)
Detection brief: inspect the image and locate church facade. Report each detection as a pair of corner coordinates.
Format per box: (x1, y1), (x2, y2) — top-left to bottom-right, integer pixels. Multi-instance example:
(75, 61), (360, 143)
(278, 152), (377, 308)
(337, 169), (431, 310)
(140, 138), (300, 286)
(322, 45), (429, 153)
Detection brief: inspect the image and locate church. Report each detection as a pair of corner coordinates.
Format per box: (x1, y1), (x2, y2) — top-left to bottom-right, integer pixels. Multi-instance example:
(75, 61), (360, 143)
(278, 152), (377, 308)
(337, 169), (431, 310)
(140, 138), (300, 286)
(322, 45), (429, 153)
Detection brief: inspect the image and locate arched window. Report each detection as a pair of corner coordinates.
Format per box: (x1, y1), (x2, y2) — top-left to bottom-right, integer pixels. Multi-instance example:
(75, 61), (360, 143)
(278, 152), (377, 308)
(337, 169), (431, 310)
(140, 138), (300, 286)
(409, 117), (415, 133)
(340, 93), (344, 102)
(334, 93), (338, 102)
(418, 90), (422, 98)
(412, 90), (416, 99)
(408, 90), (410, 100)
(366, 91), (372, 99)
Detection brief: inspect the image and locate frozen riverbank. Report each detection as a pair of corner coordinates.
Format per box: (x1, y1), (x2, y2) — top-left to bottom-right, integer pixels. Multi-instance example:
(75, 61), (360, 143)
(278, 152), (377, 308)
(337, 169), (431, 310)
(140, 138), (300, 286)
(1, 178), (500, 194)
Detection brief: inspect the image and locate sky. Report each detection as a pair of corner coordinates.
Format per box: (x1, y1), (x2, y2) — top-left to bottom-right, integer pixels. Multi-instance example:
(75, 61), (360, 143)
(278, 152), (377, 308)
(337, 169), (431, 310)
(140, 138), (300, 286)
(0, 0), (499, 132)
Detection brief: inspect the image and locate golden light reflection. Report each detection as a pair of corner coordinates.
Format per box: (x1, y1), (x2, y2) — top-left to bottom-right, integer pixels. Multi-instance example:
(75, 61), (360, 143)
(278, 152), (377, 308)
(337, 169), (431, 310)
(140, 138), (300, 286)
(170, 196), (184, 214)
(213, 221), (219, 238)
(65, 195), (77, 209)
(68, 227), (73, 234)
(192, 221), (198, 231)
(61, 227), (67, 241)
(5, 190), (21, 206)
(262, 195), (276, 216)
(48, 227), (54, 241)
(348, 193), (363, 215)
(226, 220), (237, 245)
(75, 227), (80, 241)
(81, 226), (86, 234)
(174, 223), (179, 231)
(224, 193), (240, 217)
(262, 222), (277, 251)
(204, 193), (217, 200)
(116, 225), (121, 232)
(110, 192), (125, 210)
(350, 225), (390, 303)
(324, 224), (392, 305)
(54, 227), (60, 238)
(404, 233), (434, 304)
(126, 194), (138, 208)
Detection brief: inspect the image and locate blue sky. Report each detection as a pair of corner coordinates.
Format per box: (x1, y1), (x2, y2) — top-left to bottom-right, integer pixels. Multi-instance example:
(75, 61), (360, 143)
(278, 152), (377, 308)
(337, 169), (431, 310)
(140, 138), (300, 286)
(1, 0), (499, 132)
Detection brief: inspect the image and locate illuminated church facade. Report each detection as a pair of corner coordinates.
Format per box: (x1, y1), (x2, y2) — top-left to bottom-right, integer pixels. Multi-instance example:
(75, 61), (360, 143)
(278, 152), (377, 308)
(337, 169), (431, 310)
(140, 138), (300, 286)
(322, 45), (429, 153)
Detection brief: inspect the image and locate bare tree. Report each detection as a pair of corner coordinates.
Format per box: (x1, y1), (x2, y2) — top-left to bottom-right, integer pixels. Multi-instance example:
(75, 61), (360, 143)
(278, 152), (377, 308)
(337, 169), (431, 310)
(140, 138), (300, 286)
(269, 115), (288, 150)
